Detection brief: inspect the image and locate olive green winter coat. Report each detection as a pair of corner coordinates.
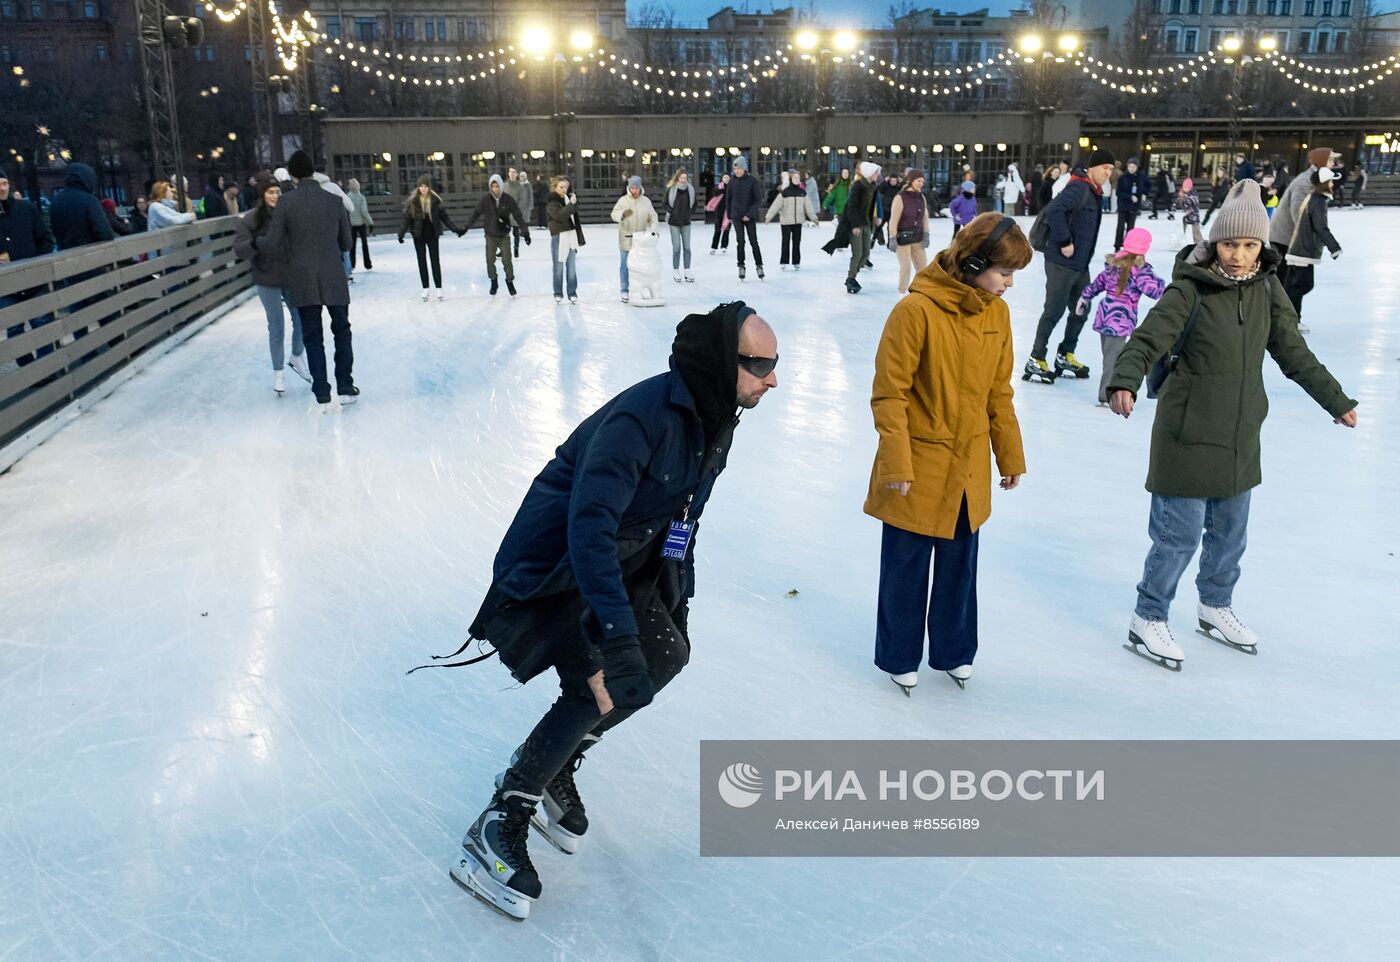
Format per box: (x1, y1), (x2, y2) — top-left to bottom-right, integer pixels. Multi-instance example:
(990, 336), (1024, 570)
(1107, 245), (1356, 499)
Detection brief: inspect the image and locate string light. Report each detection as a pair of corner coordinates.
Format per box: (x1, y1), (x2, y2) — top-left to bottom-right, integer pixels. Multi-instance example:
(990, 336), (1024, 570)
(857, 46), (1016, 78)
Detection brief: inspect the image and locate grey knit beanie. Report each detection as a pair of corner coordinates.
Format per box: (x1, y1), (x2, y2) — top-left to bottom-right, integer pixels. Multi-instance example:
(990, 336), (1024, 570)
(1207, 178), (1270, 245)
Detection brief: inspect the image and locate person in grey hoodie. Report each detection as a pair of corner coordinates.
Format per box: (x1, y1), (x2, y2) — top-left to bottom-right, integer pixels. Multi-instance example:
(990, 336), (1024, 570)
(508, 170), (534, 257)
(1269, 146), (1334, 289)
(346, 178), (374, 271)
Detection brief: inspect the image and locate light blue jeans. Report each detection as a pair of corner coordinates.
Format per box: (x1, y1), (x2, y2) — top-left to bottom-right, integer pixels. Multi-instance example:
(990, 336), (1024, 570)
(1135, 491), (1251, 621)
(256, 284), (303, 370)
(619, 249), (630, 294)
(669, 224), (692, 269)
(993, 195), (1004, 213)
(551, 234), (578, 298)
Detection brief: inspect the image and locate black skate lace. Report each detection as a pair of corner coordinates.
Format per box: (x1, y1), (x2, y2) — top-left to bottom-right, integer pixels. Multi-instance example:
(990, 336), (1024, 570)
(501, 805), (537, 873)
(548, 755), (585, 813)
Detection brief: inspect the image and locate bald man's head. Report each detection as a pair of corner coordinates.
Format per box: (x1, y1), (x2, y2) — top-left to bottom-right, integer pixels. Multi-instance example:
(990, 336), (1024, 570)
(736, 314), (778, 409)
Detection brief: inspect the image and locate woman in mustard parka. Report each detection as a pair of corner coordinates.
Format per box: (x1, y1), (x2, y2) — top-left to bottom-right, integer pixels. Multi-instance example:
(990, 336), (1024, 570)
(865, 213), (1031, 695)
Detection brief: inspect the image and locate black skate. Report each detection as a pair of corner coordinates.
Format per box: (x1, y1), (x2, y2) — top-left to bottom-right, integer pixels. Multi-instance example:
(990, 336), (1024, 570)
(756, 265), (765, 280)
(1054, 352), (1091, 379)
(501, 736), (596, 855)
(845, 277), (861, 295)
(489, 278), (499, 296)
(739, 264), (746, 281)
(1022, 357), (1057, 384)
(451, 785), (543, 921)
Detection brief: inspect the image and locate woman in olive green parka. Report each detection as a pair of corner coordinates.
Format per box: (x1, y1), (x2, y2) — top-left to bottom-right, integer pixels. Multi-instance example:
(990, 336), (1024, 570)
(1106, 178), (1358, 669)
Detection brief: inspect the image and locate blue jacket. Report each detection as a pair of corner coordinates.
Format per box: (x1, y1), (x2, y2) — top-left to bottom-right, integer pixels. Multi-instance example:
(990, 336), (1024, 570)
(1042, 177), (1102, 273)
(0, 195), (53, 261)
(490, 364), (735, 640)
(49, 163), (115, 251)
(725, 171), (764, 224)
(1116, 168), (1148, 206)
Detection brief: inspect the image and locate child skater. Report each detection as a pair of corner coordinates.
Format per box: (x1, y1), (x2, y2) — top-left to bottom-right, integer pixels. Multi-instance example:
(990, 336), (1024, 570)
(1077, 227), (1166, 406)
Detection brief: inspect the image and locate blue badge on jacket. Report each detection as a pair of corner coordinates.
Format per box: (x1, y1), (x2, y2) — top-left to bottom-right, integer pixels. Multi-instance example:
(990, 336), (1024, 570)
(660, 521), (695, 560)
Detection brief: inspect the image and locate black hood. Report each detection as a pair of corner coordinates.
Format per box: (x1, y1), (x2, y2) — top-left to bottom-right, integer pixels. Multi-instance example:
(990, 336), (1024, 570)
(63, 163), (98, 194)
(671, 301), (752, 443)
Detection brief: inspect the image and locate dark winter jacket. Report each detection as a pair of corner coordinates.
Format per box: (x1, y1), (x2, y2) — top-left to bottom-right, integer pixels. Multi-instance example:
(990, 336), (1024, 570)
(876, 180), (900, 221)
(50, 163), (115, 251)
(129, 207), (148, 233)
(202, 178), (230, 219)
(1041, 177), (1103, 272)
(1209, 179), (1230, 215)
(1107, 245), (1355, 499)
(665, 182), (695, 226)
(1283, 191), (1341, 263)
(1025, 171), (1044, 212)
(233, 208), (287, 288)
(1235, 160), (1257, 183)
(843, 177), (878, 230)
(1116, 168), (1148, 208)
(397, 192), (460, 242)
(253, 177), (352, 307)
(546, 192), (586, 246)
(463, 190), (528, 239)
(0, 195), (54, 262)
(724, 171), (763, 224)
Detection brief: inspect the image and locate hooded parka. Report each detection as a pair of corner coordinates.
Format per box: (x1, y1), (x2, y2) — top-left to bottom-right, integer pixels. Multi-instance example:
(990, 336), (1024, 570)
(864, 253), (1027, 539)
(1107, 245), (1356, 499)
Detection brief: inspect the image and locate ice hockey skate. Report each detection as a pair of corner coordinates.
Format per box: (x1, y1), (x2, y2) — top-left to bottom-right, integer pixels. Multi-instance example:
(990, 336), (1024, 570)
(451, 785), (543, 921)
(1022, 356), (1057, 384)
(1125, 613), (1184, 671)
(889, 670), (918, 696)
(946, 665), (973, 689)
(1196, 604), (1259, 654)
(1054, 351), (1091, 379)
(500, 736), (597, 855)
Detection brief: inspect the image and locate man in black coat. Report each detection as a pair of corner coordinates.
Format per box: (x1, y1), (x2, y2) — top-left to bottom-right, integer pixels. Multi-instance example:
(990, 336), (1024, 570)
(49, 162), (115, 251)
(1028, 148), (1115, 382)
(437, 301), (779, 921)
(202, 172), (229, 219)
(1114, 158), (1147, 250)
(253, 150), (356, 406)
(1, 170), (57, 366)
(724, 155), (765, 281)
(461, 174), (529, 295)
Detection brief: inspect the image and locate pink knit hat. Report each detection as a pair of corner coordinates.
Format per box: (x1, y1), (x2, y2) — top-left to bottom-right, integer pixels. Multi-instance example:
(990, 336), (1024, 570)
(1116, 227), (1152, 257)
(1182, 177), (1194, 192)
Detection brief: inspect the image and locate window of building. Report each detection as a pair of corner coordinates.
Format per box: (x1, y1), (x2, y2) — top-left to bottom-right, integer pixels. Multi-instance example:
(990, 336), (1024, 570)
(325, 15), (340, 38)
(94, 42), (106, 61)
(1281, 0), (1292, 12)
(957, 41), (979, 62)
(1152, 0), (1163, 10)
(1168, 0), (1180, 12)
(1298, 30), (1311, 51)
(193, 45), (202, 61)
(1316, 31), (1330, 51)
(465, 16), (476, 39)
(1304, 0), (1315, 14)
(1340, 0), (1350, 13)
(1322, 0), (1332, 13)
(424, 16), (434, 41)
(1211, 0), (1223, 12)
(1227, 0), (1238, 12)
(1165, 24), (1182, 51)
(1335, 30), (1347, 51)
(1267, 0), (1277, 11)
(30, 0), (41, 17)
(1188, 0), (1200, 11)
(1184, 29), (1198, 52)
(354, 17), (376, 42)
(1208, 28), (1222, 48)
(455, 17), (464, 39)
(1, 44), (10, 60)
(83, 0), (94, 15)
(0, 1), (12, 16)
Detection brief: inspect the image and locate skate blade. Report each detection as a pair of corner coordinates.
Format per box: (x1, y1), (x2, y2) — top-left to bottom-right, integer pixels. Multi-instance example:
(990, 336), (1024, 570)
(1124, 637), (1183, 672)
(946, 673), (967, 690)
(1196, 627), (1258, 655)
(450, 861), (532, 922)
(890, 677), (914, 697)
(530, 814), (582, 855)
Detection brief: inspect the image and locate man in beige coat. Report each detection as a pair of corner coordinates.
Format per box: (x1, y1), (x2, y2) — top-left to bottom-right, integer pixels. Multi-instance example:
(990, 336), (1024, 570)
(610, 175), (657, 303)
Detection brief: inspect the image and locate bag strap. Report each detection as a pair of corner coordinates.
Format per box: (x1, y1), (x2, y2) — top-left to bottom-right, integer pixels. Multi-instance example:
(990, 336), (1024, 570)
(1167, 286), (1203, 369)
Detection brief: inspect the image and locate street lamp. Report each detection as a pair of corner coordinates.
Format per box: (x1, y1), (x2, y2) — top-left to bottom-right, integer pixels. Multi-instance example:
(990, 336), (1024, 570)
(1018, 33), (1080, 167)
(797, 29), (860, 181)
(569, 30), (593, 52)
(521, 25), (552, 60)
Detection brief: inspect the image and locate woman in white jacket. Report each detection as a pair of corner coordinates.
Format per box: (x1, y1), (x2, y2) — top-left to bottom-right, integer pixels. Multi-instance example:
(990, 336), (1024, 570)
(764, 167), (819, 269)
(610, 175), (657, 303)
(1000, 163), (1024, 215)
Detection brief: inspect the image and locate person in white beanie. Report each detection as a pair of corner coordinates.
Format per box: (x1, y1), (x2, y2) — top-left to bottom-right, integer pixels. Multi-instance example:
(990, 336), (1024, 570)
(1280, 167), (1342, 333)
(1104, 177), (1358, 671)
(840, 161), (882, 294)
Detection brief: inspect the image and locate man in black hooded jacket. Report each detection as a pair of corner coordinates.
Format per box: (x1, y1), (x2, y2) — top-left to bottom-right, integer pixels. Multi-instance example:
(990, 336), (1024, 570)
(437, 301), (779, 920)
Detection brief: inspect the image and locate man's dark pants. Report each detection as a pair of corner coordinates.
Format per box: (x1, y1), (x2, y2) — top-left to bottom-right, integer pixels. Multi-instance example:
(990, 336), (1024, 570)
(1032, 261), (1091, 361)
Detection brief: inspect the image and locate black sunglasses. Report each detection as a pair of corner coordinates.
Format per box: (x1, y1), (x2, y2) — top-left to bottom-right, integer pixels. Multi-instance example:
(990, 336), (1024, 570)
(738, 353), (779, 378)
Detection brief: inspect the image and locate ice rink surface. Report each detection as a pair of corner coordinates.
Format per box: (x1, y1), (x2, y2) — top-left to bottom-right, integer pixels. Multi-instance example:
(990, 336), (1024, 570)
(1, 212), (1395, 961)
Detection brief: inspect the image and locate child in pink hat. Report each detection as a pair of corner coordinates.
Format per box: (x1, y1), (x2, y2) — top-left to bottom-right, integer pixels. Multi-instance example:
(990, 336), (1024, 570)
(1076, 227), (1166, 405)
(1177, 177), (1202, 246)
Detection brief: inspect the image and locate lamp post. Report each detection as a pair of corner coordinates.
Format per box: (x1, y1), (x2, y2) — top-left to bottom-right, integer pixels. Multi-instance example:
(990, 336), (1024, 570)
(1222, 35), (1274, 163)
(522, 25), (592, 168)
(1017, 32), (1079, 170)
(795, 29), (858, 184)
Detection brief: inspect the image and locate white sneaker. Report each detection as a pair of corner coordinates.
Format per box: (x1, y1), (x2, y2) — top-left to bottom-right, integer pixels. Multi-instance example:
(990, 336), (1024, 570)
(437, 291), (444, 301)
(946, 664), (972, 688)
(273, 370), (285, 394)
(420, 291), (429, 302)
(1128, 613), (1184, 667)
(889, 671), (918, 696)
(1197, 604), (1259, 651)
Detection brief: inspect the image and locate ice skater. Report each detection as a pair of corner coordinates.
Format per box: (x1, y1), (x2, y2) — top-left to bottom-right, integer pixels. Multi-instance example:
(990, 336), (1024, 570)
(397, 175), (463, 301)
(664, 168), (696, 283)
(706, 172), (731, 254)
(764, 166), (819, 271)
(461, 174), (530, 296)
(434, 302), (779, 920)
(1106, 179), (1358, 671)
(1074, 227), (1165, 406)
(867, 214), (1029, 695)
(233, 171), (307, 394)
(948, 179), (977, 239)
(1177, 178), (1202, 248)
(546, 175), (584, 304)
(725, 155), (765, 281)
(886, 169), (930, 294)
(610, 175), (657, 303)
(1281, 167), (1342, 334)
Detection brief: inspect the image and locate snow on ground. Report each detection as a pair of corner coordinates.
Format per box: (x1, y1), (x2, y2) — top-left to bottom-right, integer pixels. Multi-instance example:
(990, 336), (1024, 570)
(0, 212), (1396, 961)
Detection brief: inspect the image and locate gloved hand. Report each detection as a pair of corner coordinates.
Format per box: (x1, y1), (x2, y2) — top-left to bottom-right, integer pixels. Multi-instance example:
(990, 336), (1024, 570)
(397, 235), (405, 244)
(457, 229), (467, 238)
(524, 233), (532, 246)
(597, 634), (654, 710)
(1332, 249), (1342, 260)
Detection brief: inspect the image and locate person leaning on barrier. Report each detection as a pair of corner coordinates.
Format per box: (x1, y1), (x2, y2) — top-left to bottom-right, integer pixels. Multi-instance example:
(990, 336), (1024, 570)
(421, 301), (779, 921)
(1, 171), (57, 367)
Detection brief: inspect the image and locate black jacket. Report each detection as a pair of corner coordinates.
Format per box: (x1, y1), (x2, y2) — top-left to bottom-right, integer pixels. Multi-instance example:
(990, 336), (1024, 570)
(463, 189), (528, 239)
(397, 192), (460, 242)
(1041, 177), (1103, 273)
(0, 195), (54, 262)
(546, 193), (586, 246)
(233, 209), (287, 288)
(1116, 169), (1148, 206)
(843, 177), (878, 230)
(665, 183), (695, 225)
(202, 180), (230, 219)
(50, 163), (115, 251)
(724, 172), (763, 224)
(1286, 191), (1342, 261)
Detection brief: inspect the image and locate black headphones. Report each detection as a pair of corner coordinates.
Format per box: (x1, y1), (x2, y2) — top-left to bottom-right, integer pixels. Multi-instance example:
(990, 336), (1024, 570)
(960, 215), (1016, 277)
